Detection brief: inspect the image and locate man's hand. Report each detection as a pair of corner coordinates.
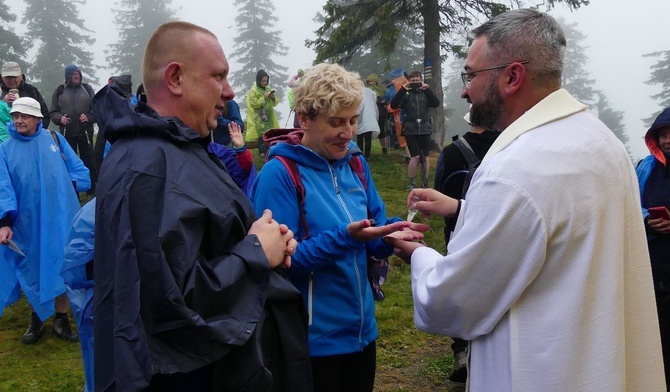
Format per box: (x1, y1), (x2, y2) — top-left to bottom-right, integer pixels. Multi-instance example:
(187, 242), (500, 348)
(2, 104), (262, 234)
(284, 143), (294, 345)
(61, 116), (70, 125)
(407, 188), (460, 218)
(647, 216), (670, 234)
(3, 93), (17, 104)
(347, 219), (428, 243)
(0, 226), (13, 244)
(383, 235), (425, 264)
(229, 122), (244, 148)
(79, 113), (88, 123)
(249, 209), (296, 268)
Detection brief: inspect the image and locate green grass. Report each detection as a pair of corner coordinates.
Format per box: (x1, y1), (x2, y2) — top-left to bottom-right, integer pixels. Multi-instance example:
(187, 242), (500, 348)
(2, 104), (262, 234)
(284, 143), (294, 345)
(0, 139), (460, 391)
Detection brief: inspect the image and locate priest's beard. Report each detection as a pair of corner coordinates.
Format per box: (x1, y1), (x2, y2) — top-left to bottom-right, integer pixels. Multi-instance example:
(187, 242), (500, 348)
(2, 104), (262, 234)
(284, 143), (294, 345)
(470, 76), (504, 130)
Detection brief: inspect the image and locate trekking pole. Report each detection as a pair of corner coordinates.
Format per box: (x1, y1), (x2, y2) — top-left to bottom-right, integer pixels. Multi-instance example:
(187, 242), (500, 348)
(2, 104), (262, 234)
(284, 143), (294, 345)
(285, 110), (293, 128)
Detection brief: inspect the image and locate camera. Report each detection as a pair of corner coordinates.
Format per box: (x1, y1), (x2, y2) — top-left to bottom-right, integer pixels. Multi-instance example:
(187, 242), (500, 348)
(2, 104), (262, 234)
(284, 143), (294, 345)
(408, 82), (423, 89)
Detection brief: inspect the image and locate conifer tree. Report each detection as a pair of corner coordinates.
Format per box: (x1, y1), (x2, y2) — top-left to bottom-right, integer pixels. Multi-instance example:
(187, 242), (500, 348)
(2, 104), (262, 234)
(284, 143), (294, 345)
(0, 1), (26, 66)
(310, 0), (590, 148)
(106, 0), (176, 85)
(230, 0), (289, 105)
(595, 92), (630, 157)
(643, 49), (670, 125)
(341, 25), (423, 82)
(23, 0), (98, 93)
(559, 18), (598, 105)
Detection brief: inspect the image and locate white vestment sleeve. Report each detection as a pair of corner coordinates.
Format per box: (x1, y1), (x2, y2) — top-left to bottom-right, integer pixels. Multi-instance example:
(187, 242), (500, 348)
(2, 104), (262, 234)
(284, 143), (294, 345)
(411, 177), (548, 340)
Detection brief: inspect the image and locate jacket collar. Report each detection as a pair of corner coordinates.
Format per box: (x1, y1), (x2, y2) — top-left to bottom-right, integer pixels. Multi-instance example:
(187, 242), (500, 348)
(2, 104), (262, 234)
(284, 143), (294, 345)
(93, 84), (205, 145)
(483, 89), (588, 162)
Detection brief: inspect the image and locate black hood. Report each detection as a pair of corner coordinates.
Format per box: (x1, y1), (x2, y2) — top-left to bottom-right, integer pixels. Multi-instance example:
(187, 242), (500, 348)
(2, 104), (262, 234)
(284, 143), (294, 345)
(645, 107), (670, 165)
(108, 75), (133, 100)
(92, 84), (204, 145)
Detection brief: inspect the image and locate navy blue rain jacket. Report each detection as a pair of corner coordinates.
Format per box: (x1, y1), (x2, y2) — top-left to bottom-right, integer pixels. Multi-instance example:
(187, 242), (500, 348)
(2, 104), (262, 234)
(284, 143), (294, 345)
(92, 86), (311, 392)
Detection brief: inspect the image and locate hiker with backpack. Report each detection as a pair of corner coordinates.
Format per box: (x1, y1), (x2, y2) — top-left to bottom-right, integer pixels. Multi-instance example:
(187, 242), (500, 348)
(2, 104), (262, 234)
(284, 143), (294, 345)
(251, 63), (428, 392)
(432, 110), (499, 383)
(0, 97), (90, 345)
(50, 64), (97, 195)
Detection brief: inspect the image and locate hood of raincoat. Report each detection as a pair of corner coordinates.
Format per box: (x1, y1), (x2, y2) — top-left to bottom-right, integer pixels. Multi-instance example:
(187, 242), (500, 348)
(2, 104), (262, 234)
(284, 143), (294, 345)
(645, 107), (670, 167)
(92, 84), (204, 146)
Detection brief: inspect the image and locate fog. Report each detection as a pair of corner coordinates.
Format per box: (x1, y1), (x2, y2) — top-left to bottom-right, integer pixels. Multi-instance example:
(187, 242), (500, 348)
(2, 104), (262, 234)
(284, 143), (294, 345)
(5, 0), (667, 161)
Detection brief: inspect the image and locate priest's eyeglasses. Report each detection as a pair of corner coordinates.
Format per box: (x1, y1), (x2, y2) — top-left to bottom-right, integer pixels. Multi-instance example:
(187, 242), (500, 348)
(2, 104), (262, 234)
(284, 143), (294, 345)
(461, 60), (529, 89)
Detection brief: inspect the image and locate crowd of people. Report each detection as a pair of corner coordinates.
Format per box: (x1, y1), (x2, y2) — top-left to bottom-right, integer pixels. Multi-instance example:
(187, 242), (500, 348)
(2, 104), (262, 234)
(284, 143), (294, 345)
(0, 8), (669, 392)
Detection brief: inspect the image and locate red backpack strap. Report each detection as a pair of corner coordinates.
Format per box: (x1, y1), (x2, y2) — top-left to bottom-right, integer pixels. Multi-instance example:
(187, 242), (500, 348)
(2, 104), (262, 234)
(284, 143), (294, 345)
(348, 155), (375, 220)
(273, 156), (310, 239)
(348, 155), (367, 190)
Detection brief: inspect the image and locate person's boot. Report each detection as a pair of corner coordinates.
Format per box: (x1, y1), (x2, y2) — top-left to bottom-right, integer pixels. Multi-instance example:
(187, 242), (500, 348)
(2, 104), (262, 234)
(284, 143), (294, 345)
(22, 312), (44, 344)
(53, 313), (79, 342)
(449, 348), (468, 383)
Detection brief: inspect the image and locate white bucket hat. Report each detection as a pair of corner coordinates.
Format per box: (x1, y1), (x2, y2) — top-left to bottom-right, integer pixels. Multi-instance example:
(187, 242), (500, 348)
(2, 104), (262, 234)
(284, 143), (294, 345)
(10, 97), (43, 118)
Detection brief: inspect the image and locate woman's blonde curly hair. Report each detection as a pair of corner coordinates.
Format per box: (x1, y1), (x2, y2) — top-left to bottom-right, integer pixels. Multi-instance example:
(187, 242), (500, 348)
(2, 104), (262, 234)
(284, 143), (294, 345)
(293, 63), (364, 119)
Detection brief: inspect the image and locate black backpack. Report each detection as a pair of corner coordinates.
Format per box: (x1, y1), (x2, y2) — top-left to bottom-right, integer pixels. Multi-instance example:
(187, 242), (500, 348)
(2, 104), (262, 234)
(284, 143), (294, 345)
(438, 137), (480, 199)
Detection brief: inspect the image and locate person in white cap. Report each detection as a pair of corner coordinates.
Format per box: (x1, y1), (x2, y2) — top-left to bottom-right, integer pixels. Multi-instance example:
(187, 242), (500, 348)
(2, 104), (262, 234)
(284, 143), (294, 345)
(0, 97), (90, 344)
(0, 61), (51, 128)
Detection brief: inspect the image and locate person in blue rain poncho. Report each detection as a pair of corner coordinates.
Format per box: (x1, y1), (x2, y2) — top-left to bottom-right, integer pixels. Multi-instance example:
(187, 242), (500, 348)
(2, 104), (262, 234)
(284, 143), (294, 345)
(0, 97), (90, 345)
(62, 198), (96, 391)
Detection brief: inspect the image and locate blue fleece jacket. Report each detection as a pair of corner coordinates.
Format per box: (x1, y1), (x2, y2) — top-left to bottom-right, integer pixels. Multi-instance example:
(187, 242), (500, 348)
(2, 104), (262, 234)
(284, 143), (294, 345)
(250, 141), (399, 357)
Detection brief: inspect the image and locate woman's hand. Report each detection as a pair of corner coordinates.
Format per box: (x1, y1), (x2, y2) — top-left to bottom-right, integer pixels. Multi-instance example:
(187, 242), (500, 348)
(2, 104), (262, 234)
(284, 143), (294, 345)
(347, 220), (429, 243)
(228, 122), (244, 148)
(0, 226), (13, 244)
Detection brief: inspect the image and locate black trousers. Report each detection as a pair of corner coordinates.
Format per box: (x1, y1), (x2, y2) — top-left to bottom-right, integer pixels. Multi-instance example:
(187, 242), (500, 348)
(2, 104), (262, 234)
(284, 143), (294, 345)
(656, 290), (670, 391)
(311, 340), (376, 392)
(356, 132), (372, 158)
(66, 135), (97, 192)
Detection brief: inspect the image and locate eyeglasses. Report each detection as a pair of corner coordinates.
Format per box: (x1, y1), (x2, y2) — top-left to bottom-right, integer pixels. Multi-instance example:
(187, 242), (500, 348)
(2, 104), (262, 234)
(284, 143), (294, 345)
(460, 60), (529, 89)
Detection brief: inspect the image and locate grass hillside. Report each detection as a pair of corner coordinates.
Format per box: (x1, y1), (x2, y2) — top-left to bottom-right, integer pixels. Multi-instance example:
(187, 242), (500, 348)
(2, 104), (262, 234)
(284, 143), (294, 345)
(0, 141), (463, 392)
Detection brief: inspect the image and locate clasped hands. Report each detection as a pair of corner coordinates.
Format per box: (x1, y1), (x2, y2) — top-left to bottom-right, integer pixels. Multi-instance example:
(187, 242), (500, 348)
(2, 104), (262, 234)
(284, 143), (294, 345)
(249, 209), (297, 269)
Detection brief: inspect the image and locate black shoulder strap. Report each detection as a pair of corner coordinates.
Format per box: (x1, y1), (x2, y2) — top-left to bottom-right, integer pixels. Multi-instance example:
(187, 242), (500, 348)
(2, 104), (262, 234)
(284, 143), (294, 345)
(453, 138), (479, 168)
(47, 129), (66, 161)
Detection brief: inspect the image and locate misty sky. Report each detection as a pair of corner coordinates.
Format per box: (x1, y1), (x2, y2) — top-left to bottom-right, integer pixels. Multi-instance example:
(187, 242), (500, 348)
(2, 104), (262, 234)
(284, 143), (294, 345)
(6, 0), (668, 160)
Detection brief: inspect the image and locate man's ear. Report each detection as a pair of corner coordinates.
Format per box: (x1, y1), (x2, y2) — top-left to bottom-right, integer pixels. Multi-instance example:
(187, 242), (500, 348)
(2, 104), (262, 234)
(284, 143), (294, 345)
(502, 62), (526, 96)
(164, 62), (183, 96)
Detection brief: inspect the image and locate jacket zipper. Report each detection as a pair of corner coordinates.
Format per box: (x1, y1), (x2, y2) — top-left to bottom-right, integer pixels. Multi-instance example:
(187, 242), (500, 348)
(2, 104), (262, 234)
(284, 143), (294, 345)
(331, 165), (366, 346)
(308, 273), (313, 326)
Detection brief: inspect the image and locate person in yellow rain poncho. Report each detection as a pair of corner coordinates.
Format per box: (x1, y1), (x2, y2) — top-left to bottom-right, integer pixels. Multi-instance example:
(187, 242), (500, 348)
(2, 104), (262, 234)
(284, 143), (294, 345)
(245, 69), (279, 157)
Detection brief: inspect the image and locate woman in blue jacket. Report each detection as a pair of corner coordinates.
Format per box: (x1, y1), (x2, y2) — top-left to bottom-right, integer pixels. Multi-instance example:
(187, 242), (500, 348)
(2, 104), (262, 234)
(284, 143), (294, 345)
(251, 63), (426, 392)
(636, 106), (670, 386)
